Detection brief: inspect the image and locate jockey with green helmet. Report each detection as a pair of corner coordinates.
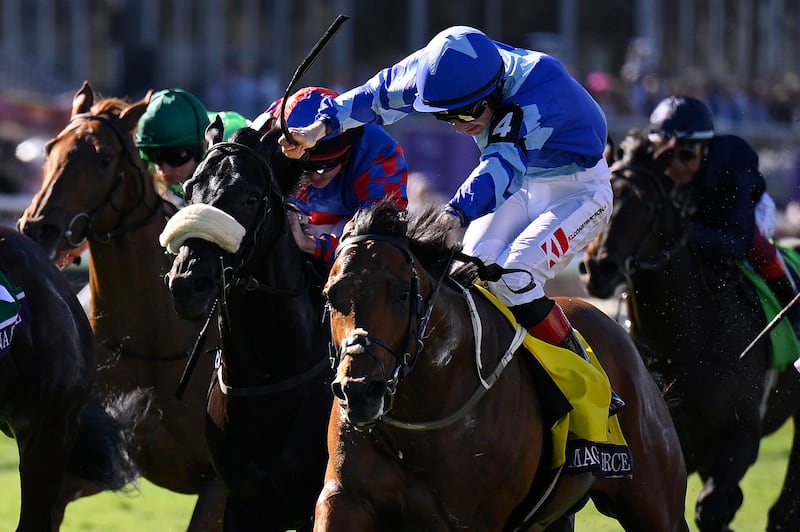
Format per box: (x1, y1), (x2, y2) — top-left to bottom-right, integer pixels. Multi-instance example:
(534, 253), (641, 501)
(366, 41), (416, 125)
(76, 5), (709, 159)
(279, 26), (624, 415)
(136, 88), (249, 205)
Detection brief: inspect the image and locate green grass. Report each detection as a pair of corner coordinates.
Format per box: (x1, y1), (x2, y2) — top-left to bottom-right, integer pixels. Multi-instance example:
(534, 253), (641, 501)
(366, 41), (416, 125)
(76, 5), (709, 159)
(0, 421), (793, 530)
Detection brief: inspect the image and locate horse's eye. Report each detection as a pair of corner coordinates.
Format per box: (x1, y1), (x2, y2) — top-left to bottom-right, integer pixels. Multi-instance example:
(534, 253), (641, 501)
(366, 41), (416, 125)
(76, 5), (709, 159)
(245, 196), (260, 207)
(325, 282), (353, 315)
(98, 152), (113, 167)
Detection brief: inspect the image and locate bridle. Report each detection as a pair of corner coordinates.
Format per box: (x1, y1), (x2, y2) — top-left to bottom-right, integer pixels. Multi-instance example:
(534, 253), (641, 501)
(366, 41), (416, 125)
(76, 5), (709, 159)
(329, 233), (454, 414)
(611, 163), (688, 280)
(204, 141), (310, 298)
(192, 140), (325, 398)
(56, 113), (163, 247)
(329, 233), (527, 431)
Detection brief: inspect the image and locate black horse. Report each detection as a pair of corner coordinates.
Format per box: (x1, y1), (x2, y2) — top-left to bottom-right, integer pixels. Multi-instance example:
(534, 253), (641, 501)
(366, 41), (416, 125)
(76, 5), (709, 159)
(0, 226), (142, 531)
(580, 130), (800, 532)
(162, 122), (332, 531)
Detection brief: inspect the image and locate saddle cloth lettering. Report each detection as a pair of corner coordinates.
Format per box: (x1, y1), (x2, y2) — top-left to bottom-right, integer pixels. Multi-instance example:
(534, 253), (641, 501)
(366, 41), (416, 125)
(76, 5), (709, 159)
(0, 271), (27, 358)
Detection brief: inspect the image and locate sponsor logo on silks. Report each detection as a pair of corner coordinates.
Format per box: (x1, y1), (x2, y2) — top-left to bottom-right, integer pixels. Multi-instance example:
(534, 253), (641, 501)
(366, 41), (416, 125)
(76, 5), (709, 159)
(569, 205), (608, 241)
(540, 227), (569, 268)
(566, 438), (633, 479)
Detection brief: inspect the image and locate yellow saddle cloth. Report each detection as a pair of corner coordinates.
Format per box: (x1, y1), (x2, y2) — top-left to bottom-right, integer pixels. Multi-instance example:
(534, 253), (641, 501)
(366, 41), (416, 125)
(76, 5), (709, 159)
(474, 284), (632, 478)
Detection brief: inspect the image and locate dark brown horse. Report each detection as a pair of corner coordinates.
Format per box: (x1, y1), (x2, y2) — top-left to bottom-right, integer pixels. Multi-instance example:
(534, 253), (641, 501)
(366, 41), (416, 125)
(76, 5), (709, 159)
(319, 201), (689, 531)
(17, 82), (226, 530)
(0, 226), (141, 531)
(580, 130), (800, 532)
(163, 124), (333, 531)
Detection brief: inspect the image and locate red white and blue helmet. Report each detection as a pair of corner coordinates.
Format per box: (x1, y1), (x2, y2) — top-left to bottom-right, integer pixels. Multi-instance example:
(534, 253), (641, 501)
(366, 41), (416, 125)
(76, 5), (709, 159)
(648, 96), (715, 142)
(413, 26), (504, 113)
(268, 86), (357, 162)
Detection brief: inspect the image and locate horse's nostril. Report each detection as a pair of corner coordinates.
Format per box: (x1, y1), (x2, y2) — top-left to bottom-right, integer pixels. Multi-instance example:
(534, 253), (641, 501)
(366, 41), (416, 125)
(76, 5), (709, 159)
(331, 382), (345, 401)
(365, 380), (387, 402)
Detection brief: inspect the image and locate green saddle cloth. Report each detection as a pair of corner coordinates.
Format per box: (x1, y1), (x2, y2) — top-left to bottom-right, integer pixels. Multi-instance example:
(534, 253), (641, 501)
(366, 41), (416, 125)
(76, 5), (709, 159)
(737, 246), (800, 369)
(0, 270), (26, 357)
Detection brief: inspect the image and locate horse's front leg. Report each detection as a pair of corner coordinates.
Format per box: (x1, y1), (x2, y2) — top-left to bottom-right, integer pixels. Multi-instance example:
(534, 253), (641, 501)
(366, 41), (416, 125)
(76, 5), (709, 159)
(766, 412), (800, 532)
(314, 479), (377, 531)
(694, 417), (759, 531)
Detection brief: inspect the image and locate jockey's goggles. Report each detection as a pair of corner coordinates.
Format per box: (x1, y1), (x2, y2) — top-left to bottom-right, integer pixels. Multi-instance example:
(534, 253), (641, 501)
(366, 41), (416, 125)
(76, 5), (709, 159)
(301, 156), (344, 175)
(673, 142), (705, 163)
(140, 146), (196, 167)
(433, 99), (488, 123)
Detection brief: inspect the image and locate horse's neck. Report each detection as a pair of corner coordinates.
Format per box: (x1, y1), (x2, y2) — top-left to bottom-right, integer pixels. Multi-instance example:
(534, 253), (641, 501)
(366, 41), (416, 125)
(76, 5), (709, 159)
(627, 252), (703, 347)
(220, 236), (326, 378)
(88, 208), (193, 343)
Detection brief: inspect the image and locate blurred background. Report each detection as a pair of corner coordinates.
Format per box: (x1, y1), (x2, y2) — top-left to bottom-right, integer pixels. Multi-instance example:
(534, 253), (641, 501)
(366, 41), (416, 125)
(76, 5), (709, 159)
(3, 0), (800, 232)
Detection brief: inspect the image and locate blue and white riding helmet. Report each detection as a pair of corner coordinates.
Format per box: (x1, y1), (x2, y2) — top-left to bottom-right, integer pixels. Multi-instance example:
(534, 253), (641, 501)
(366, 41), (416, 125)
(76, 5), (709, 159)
(413, 26), (504, 113)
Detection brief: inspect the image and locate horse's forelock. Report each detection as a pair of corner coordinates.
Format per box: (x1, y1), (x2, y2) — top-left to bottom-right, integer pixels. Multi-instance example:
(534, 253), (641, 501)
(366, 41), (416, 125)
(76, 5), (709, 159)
(90, 97), (129, 116)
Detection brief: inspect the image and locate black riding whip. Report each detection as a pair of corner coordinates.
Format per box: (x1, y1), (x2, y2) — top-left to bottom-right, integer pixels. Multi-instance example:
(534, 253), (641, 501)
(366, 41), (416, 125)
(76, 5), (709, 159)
(175, 298), (218, 400)
(739, 290), (800, 360)
(279, 14), (350, 145)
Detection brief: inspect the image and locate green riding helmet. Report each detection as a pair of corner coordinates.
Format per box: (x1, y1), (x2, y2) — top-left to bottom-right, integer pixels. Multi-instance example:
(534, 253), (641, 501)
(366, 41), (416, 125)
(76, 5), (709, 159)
(207, 111), (251, 141)
(136, 88), (210, 148)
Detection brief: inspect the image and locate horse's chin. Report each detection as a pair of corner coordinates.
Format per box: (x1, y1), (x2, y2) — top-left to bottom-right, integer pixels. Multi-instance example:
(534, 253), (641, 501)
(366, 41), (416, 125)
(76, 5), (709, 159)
(339, 401), (383, 428)
(171, 298), (214, 322)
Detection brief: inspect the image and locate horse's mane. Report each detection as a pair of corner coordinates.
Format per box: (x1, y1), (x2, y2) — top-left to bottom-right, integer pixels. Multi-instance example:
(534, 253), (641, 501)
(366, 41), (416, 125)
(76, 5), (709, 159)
(348, 201), (477, 285)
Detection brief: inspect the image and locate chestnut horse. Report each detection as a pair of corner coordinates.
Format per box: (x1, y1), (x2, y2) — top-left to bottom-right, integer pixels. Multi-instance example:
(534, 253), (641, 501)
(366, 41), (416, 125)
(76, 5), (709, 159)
(319, 201), (689, 531)
(580, 130), (800, 531)
(18, 82), (226, 530)
(0, 226), (141, 531)
(163, 124), (333, 530)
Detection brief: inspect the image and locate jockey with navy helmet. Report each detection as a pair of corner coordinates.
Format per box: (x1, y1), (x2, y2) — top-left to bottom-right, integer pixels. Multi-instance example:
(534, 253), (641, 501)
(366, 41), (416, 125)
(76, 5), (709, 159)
(255, 86), (408, 265)
(648, 96), (799, 332)
(279, 26), (623, 415)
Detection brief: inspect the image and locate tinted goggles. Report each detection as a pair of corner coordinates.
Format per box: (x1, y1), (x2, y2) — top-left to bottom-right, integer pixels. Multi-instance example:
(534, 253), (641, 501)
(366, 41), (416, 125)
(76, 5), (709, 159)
(301, 157), (344, 175)
(673, 142), (704, 163)
(140, 146), (196, 167)
(433, 99), (488, 123)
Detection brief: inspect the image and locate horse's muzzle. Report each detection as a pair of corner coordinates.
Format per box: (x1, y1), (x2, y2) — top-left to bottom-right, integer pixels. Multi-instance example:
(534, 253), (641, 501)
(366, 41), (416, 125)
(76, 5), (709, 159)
(331, 373), (387, 426)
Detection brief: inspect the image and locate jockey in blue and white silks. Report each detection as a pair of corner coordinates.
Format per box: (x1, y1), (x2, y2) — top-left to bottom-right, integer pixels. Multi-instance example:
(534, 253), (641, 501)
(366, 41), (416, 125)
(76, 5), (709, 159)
(280, 26), (622, 415)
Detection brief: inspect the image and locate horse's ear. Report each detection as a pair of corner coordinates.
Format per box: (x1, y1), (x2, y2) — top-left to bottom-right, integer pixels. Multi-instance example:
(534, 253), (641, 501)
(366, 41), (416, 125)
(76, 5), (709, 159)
(72, 81), (94, 116)
(206, 115), (224, 146)
(119, 90), (152, 133)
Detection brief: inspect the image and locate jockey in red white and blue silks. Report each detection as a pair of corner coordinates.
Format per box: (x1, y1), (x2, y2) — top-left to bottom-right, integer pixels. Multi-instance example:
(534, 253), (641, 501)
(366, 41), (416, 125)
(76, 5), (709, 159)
(261, 87), (408, 265)
(311, 27), (611, 307)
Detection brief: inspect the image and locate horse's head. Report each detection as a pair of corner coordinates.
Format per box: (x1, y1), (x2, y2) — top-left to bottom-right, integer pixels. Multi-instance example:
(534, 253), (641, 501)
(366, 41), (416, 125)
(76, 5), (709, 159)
(324, 202), (455, 427)
(18, 81), (153, 267)
(580, 129), (682, 298)
(162, 124), (304, 320)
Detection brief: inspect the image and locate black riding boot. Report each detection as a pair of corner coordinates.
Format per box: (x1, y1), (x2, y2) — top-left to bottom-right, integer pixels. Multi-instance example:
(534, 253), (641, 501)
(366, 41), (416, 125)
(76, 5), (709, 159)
(768, 273), (800, 335)
(561, 329), (626, 416)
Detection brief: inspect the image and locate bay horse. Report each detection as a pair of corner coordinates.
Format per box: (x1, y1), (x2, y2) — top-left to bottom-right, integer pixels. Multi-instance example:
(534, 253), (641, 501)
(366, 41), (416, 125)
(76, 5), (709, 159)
(319, 200), (689, 531)
(580, 130), (800, 532)
(162, 123), (333, 530)
(0, 225), (141, 531)
(17, 82), (226, 530)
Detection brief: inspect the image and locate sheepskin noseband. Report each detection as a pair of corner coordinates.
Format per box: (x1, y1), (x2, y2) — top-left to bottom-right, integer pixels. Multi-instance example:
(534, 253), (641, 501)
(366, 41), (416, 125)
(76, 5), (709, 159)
(159, 203), (246, 254)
